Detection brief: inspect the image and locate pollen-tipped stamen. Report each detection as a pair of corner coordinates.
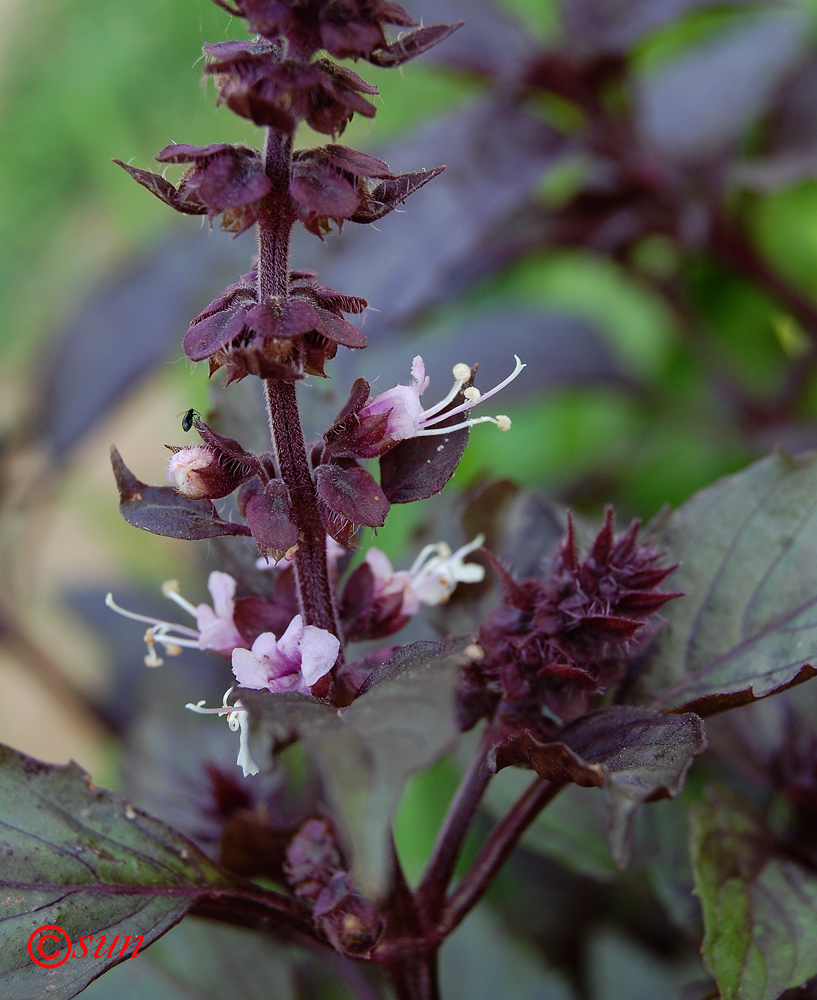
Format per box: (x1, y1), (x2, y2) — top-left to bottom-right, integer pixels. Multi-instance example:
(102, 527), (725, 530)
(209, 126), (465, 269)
(418, 355), (524, 433)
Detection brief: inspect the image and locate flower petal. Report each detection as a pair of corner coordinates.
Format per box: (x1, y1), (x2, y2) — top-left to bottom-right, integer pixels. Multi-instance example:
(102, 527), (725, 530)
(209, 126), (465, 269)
(300, 626), (341, 685)
(232, 647), (272, 689)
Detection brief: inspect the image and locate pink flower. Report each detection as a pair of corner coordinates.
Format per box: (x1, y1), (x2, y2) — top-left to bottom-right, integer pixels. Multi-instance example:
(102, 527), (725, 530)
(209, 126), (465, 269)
(191, 572), (245, 653)
(365, 535), (486, 617)
(358, 355), (524, 448)
(105, 570), (245, 665)
(232, 615), (340, 694)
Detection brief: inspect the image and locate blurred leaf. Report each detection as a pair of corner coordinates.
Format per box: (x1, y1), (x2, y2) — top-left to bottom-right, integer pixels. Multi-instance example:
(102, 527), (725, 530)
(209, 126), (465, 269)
(40, 230), (248, 454)
(244, 640), (470, 896)
(561, 0), (761, 56)
(440, 907), (578, 1000)
(587, 927), (704, 1000)
(112, 446), (252, 540)
(639, 796), (703, 938)
(626, 451), (817, 714)
(79, 917), (295, 1000)
(408, 0), (539, 79)
(497, 489), (565, 579)
(352, 307), (631, 410)
(491, 707), (707, 867)
(306, 96), (568, 336)
(0, 744), (239, 1000)
(637, 11), (807, 163)
(734, 57), (817, 190)
(691, 787), (817, 1000)
(485, 772), (620, 881)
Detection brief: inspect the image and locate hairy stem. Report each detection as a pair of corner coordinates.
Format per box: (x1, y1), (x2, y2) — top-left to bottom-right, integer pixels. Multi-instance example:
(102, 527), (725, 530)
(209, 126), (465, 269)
(258, 127), (342, 641)
(418, 732), (492, 917)
(441, 778), (563, 935)
(388, 953), (441, 1000)
(264, 379), (342, 638)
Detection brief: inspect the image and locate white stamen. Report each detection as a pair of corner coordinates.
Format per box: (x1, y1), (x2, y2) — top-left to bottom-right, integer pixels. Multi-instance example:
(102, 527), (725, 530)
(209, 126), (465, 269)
(409, 542), (447, 576)
(452, 362), (472, 382)
(496, 414), (511, 431)
(186, 689), (258, 777)
(463, 386), (480, 402)
(419, 375), (466, 422)
(421, 355), (525, 430)
(161, 579), (199, 618)
(144, 637), (164, 668)
(416, 415), (510, 436)
(105, 592), (199, 639)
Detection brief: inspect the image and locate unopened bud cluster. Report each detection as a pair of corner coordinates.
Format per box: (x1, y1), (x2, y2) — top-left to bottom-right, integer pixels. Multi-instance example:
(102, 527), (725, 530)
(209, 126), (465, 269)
(458, 510), (681, 741)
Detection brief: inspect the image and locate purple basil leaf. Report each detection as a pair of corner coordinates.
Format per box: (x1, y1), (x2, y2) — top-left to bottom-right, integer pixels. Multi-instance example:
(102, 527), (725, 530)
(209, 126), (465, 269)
(154, 142), (235, 163)
(323, 144), (392, 177)
(491, 706), (706, 867)
(380, 422), (469, 504)
(244, 480), (299, 554)
(561, 0), (762, 57)
(367, 22), (464, 68)
(38, 227), (250, 456)
(298, 97), (567, 337)
(193, 152), (271, 211)
(637, 11), (807, 163)
(0, 743), (242, 1000)
(184, 288), (254, 362)
(290, 165), (360, 217)
(691, 788), (817, 1000)
(624, 451), (817, 716)
(112, 446), (251, 540)
(357, 639), (446, 694)
(405, 0), (538, 79)
(328, 377), (371, 431)
(113, 159), (207, 215)
(312, 305), (367, 347)
(79, 919), (297, 1000)
(350, 166), (445, 224)
(233, 595), (298, 646)
(314, 463), (390, 526)
(242, 640), (473, 895)
(244, 297), (323, 338)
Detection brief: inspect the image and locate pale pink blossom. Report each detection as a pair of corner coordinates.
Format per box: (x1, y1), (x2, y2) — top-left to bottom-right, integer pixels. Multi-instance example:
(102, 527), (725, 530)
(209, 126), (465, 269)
(105, 570), (245, 666)
(232, 615), (340, 694)
(359, 355), (524, 442)
(166, 445), (216, 498)
(365, 534), (486, 616)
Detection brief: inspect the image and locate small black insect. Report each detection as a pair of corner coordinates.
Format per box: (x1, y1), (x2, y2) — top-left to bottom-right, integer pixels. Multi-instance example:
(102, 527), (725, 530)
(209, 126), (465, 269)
(181, 408), (200, 433)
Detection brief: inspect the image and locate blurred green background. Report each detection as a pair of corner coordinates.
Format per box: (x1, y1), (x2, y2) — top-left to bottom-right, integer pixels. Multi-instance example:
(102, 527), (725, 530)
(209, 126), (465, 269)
(3, 0), (817, 766)
(4, 2), (817, 997)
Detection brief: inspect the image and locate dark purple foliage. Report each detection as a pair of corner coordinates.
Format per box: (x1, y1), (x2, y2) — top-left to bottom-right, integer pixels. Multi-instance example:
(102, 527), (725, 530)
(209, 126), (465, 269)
(459, 509), (681, 738)
(244, 480), (300, 557)
(285, 817), (384, 957)
(111, 447), (252, 540)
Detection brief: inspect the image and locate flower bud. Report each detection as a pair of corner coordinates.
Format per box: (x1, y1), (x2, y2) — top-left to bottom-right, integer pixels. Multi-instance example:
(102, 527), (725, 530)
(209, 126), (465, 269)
(166, 445), (250, 500)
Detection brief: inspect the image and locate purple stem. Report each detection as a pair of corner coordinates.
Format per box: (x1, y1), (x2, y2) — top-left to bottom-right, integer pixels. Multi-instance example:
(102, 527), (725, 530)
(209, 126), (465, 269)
(440, 778), (563, 935)
(258, 127), (342, 641)
(388, 953), (441, 1000)
(418, 732), (492, 918)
